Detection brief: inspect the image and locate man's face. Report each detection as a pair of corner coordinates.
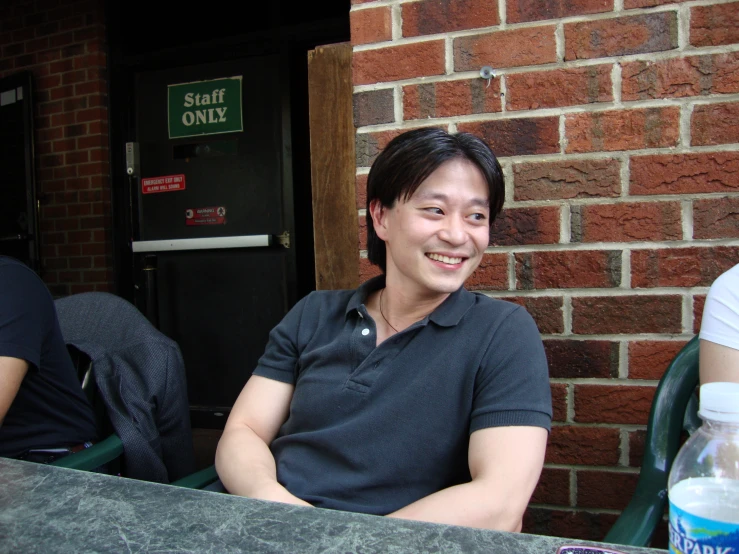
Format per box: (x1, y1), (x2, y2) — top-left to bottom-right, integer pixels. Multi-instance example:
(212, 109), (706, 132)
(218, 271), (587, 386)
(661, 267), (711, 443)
(371, 158), (491, 299)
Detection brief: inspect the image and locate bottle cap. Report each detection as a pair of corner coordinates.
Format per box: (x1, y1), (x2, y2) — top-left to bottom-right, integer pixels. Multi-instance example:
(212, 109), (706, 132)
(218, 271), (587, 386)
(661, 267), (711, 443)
(699, 382), (739, 423)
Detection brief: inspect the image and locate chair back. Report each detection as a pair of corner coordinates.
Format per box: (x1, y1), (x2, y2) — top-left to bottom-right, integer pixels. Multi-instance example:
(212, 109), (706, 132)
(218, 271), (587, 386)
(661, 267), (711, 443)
(603, 335), (700, 547)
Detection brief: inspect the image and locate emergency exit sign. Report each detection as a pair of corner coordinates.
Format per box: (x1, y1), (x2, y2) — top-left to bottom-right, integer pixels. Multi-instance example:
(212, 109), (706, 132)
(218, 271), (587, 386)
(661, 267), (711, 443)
(168, 76), (243, 139)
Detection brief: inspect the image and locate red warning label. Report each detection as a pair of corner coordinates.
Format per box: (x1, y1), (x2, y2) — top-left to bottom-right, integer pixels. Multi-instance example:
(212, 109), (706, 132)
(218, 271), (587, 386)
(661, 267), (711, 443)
(185, 206), (226, 226)
(142, 174), (186, 194)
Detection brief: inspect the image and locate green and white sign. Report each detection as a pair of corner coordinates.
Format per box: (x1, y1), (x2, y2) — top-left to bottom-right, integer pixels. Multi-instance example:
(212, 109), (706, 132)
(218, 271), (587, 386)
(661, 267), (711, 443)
(168, 76), (243, 139)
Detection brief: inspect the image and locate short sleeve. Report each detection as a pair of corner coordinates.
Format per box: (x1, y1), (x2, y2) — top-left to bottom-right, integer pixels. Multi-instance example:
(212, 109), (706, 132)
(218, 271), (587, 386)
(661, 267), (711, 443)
(251, 294), (312, 384)
(0, 262), (50, 370)
(470, 306), (552, 433)
(700, 265), (739, 351)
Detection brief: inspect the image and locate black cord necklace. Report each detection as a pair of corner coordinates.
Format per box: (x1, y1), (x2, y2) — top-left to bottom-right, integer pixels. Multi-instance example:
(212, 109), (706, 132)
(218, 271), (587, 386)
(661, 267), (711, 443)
(379, 288), (399, 333)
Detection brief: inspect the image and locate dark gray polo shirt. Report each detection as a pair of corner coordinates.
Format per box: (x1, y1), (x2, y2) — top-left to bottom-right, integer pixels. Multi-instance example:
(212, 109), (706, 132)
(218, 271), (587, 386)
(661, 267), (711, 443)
(252, 276), (551, 515)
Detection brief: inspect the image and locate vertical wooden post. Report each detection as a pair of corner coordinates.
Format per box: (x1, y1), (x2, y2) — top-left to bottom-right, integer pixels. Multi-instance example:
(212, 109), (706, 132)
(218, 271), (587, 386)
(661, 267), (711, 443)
(308, 43), (359, 291)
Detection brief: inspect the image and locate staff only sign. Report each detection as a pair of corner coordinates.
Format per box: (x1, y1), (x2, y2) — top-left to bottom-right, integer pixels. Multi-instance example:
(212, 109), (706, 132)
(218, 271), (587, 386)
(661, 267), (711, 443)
(168, 76), (243, 139)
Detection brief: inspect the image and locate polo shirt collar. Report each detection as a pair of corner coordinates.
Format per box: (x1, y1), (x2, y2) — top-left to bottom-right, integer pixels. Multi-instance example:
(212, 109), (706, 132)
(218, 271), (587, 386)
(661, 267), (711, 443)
(346, 275), (475, 328)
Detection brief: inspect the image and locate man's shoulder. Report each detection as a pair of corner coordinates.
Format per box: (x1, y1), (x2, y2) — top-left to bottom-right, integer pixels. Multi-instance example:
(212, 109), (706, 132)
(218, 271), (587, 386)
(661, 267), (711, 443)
(466, 291), (526, 318)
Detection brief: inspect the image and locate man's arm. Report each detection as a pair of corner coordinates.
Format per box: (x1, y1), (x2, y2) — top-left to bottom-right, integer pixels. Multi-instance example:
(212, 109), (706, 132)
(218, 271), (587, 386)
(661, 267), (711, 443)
(700, 339), (739, 384)
(215, 375), (311, 506)
(387, 425), (547, 531)
(0, 356), (29, 426)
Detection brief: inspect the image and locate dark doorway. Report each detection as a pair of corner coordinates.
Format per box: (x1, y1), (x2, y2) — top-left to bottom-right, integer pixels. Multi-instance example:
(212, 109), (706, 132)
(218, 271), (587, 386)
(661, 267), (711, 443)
(0, 71), (39, 270)
(105, 1), (351, 429)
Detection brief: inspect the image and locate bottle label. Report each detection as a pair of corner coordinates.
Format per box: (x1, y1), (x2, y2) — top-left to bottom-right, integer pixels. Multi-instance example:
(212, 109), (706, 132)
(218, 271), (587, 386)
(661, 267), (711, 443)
(669, 498), (739, 554)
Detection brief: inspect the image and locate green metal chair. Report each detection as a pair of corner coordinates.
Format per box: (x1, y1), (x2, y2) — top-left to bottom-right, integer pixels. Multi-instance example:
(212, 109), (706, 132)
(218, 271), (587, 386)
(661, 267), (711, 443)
(603, 335), (700, 547)
(170, 464), (220, 489)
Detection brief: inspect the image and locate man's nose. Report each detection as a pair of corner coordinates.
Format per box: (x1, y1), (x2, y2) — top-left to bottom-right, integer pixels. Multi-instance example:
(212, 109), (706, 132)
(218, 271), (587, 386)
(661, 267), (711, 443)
(438, 216), (467, 245)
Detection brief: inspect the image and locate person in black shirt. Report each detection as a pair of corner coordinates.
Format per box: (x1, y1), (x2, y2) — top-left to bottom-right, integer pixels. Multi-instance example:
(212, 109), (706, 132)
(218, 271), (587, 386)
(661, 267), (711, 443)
(0, 256), (96, 461)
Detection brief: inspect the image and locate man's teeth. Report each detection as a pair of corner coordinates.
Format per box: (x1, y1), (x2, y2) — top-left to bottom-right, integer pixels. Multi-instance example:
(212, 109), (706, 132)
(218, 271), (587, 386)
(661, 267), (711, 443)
(427, 253), (463, 264)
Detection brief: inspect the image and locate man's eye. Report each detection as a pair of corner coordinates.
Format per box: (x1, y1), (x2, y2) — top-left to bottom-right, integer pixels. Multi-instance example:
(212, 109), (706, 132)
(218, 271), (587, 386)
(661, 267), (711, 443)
(470, 213), (487, 221)
(425, 207), (443, 215)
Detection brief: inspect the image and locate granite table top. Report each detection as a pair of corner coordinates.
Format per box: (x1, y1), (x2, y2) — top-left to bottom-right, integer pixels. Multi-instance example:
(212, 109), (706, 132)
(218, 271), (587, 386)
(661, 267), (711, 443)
(0, 458), (665, 553)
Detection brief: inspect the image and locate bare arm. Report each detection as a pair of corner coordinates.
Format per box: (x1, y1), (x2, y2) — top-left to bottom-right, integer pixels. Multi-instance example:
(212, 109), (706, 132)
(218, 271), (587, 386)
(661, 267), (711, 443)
(387, 426), (547, 531)
(700, 339), (739, 384)
(215, 375), (311, 506)
(0, 356), (29, 426)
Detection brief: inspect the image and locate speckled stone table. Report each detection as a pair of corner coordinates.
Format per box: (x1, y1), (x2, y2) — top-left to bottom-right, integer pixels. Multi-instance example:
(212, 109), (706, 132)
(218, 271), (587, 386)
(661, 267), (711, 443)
(0, 458), (664, 553)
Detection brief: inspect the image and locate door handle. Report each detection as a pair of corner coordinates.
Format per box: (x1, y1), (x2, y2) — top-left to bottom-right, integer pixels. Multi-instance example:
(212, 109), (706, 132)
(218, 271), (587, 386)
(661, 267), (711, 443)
(131, 232), (290, 253)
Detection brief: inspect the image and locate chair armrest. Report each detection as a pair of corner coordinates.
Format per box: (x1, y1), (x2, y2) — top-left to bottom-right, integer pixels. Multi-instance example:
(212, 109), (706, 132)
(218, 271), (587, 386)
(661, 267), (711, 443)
(50, 434), (124, 471)
(169, 464), (219, 489)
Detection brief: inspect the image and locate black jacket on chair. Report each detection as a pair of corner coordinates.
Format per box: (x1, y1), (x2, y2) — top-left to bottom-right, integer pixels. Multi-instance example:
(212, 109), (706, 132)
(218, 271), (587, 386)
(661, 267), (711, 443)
(55, 292), (196, 483)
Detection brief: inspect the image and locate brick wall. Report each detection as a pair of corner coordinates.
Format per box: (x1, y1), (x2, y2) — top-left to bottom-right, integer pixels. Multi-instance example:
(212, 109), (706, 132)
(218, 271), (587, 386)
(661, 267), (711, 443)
(0, 0), (112, 296)
(351, 0), (739, 543)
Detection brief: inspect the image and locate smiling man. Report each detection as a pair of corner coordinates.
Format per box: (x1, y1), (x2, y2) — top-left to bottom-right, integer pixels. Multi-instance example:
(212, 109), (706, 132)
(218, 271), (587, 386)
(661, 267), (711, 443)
(216, 128), (552, 531)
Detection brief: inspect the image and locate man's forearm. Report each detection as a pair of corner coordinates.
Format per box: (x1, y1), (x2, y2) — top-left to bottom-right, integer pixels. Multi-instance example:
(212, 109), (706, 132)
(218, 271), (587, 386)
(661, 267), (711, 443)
(214, 425), (311, 507)
(387, 480), (524, 531)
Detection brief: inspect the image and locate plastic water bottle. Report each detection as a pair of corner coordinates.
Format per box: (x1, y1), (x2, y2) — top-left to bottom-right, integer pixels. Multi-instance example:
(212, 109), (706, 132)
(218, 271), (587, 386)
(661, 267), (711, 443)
(668, 382), (739, 554)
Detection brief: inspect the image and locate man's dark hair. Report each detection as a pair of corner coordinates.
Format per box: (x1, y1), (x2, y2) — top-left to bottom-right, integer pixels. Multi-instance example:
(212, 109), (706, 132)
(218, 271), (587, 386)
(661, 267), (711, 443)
(366, 127), (505, 272)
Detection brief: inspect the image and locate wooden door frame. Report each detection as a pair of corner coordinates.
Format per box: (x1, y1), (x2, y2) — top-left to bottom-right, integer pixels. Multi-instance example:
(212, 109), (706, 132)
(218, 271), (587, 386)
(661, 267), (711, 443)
(307, 42), (359, 291)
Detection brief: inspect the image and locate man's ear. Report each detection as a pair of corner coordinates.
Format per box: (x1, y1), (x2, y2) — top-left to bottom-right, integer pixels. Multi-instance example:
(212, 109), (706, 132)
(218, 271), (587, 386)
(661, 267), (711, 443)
(369, 199), (389, 241)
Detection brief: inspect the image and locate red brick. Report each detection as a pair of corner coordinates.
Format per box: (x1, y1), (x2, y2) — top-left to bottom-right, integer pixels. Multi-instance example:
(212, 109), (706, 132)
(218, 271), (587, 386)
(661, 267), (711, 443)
(88, 120), (108, 135)
(37, 48), (61, 63)
(502, 296), (564, 334)
(63, 96), (88, 111)
(403, 0), (499, 37)
(353, 89), (394, 127)
(65, 151), (88, 165)
(514, 158), (620, 201)
(83, 269), (109, 283)
(573, 202), (682, 243)
(356, 128), (408, 167)
(691, 2), (739, 47)
(572, 295), (682, 334)
(58, 244), (81, 257)
(625, 0), (689, 7)
(56, 217), (81, 231)
(64, 123), (86, 138)
(629, 429), (646, 467)
(629, 340), (688, 380)
(531, 468), (570, 506)
(693, 197), (739, 240)
(42, 205), (66, 219)
(76, 107), (106, 123)
(458, 117), (559, 157)
(575, 384), (656, 424)
(622, 53), (739, 101)
(67, 203), (93, 217)
(53, 165), (77, 179)
(356, 173), (367, 210)
(507, 65), (612, 111)
(631, 246), (739, 288)
(39, 100), (63, 116)
(68, 230), (92, 244)
(353, 41), (445, 85)
(37, 74), (61, 89)
(58, 270), (82, 283)
(630, 152), (739, 196)
(454, 26), (557, 71)
(50, 112), (75, 127)
(516, 250), (621, 290)
(551, 383), (567, 422)
(359, 256), (382, 283)
(694, 295), (706, 334)
(566, 107), (680, 153)
(524, 508), (617, 541)
(565, 12), (677, 61)
(49, 32), (74, 48)
(544, 340), (618, 379)
(465, 253), (508, 291)
(78, 161), (108, 176)
(61, 69), (85, 85)
(52, 138), (76, 152)
(547, 426), (620, 465)
(74, 80), (105, 96)
(350, 6), (391, 46)
(577, 470), (639, 510)
(49, 84), (75, 100)
(77, 135), (105, 149)
(490, 206), (560, 246)
(692, 102), (739, 146)
(508, 0), (610, 23)
(403, 79), (501, 121)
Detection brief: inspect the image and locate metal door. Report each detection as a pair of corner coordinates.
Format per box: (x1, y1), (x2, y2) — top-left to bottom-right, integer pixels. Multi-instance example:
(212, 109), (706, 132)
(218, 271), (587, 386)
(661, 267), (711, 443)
(132, 57), (297, 427)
